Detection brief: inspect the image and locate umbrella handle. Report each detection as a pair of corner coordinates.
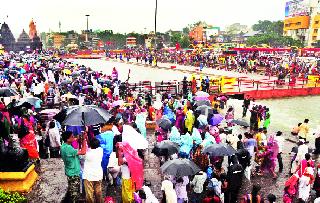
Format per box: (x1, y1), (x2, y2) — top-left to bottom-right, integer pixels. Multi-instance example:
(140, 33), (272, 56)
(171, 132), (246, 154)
(82, 112), (85, 126)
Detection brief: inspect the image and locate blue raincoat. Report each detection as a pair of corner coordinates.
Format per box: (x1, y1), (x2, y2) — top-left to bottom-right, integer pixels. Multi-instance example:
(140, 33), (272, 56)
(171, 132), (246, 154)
(201, 132), (216, 148)
(163, 105), (176, 123)
(96, 131), (114, 172)
(191, 128), (203, 145)
(135, 113), (147, 138)
(179, 133), (193, 156)
(169, 126), (181, 145)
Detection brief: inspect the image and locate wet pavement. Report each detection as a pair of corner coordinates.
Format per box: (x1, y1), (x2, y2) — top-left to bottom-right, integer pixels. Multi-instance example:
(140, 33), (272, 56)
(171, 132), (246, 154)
(26, 133), (319, 203)
(26, 159), (67, 203)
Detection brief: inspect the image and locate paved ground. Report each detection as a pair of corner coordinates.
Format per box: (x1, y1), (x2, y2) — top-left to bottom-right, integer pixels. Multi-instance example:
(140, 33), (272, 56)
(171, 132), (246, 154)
(26, 135), (319, 203)
(26, 159), (67, 203)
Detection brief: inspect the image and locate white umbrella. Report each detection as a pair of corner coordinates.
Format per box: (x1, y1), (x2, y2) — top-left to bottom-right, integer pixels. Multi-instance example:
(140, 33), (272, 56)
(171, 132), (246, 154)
(195, 91), (209, 97)
(61, 93), (78, 100)
(153, 101), (163, 110)
(122, 125), (148, 150)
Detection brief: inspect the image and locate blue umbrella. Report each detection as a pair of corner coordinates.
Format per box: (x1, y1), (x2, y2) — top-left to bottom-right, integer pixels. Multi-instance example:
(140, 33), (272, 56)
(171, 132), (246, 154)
(209, 114), (224, 126)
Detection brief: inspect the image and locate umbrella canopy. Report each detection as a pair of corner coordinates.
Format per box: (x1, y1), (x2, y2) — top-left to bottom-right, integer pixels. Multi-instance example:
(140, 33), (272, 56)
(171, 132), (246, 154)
(209, 114), (224, 126)
(230, 119), (249, 127)
(112, 100), (124, 107)
(156, 117), (172, 130)
(291, 146), (313, 154)
(82, 85), (94, 90)
(61, 93), (78, 100)
(196, 105), (213, 115)
(122, 125), (148, 150)
(161, 159), (200, 177)
(195, 100), (211, 107)
(203, 143), (237, 156)
(195, 91), (209, 97)
(63, 105), (111, 126)
(71, 71), (80, 77)
(0, 87), (19, 97)
(153, 101), (163, 110)
(16, 96), (40, 106)
(152, 140), (179, 156)
(194, 96), (210, 101)
(60, 80), (72, 85)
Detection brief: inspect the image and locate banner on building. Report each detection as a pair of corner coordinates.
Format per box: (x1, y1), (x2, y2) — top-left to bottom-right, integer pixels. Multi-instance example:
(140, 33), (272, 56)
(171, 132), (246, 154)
(285, 0), (309, 17)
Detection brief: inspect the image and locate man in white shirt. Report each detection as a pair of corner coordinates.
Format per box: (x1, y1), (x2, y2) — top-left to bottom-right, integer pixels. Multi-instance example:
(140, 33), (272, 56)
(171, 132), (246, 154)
(83, 138), (104, 203)
(274, 131), (284, 173)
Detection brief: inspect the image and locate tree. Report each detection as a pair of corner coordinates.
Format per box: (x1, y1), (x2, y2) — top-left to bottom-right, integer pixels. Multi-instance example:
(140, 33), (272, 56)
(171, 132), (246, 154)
(252, 20), (284, 36)
(170, 32), (190, 48)
(182, 27), (190, 36)
(246, 33), (303, 47)
(170, 32), (182, 45)
(225, 23), (249, 35)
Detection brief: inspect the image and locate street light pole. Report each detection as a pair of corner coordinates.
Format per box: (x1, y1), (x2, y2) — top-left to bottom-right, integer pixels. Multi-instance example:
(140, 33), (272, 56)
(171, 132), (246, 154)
(85, 14), (90, 42)
(154, 0), (158, 66)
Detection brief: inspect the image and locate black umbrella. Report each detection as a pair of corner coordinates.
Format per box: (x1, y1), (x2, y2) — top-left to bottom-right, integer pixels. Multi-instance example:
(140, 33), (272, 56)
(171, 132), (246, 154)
(53, 108), (68, 123)
(161, 159), (200, 177)
(72, 71), (80, 77)
(230, 119), (249, 127)
(203, 143), (237, 156)
(0, 87), (19, 97)
(196, 105), (213, 115)
(152, 140), (179, 156)
(60, 80), (72, 85)
(16, 97), (41, 106)
(63, 105), (111, 126)
(195, 100), (211, 107)
(156, 118), (172, 130)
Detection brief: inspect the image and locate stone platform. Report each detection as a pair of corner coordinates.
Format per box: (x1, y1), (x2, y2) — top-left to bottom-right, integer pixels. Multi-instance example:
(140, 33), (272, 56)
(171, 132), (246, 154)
(0, 164), (38, 193)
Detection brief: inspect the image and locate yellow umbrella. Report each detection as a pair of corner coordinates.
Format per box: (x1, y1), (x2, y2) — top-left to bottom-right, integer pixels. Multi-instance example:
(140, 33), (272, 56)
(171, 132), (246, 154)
(64, 69), (71, 75)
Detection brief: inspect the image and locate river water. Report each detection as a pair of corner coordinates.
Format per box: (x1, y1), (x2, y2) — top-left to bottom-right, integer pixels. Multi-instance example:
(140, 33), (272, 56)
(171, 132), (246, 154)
(72, 59), (320, 134)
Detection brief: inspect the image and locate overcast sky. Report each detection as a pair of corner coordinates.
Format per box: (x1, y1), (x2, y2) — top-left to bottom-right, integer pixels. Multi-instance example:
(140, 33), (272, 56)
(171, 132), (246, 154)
(2, 0), (286, 38)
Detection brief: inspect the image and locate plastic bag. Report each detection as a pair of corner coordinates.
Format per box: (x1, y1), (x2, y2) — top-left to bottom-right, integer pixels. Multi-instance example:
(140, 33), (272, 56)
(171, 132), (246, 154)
(244, 166), (251, 181)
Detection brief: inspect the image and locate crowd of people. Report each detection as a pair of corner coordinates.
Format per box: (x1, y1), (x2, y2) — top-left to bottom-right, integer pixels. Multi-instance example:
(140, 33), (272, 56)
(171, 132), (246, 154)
(110, 48), (320, 81)
(0, 52), (319, 203)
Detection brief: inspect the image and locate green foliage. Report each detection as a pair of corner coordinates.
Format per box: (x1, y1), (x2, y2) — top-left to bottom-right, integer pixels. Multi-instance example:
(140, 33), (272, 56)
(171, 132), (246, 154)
(252, 20), (284, 35)
(170, 33), (190, 48)
(246, 33), (303, 47)
(0, 188), (27, 203)
(248, 20), (303, 47)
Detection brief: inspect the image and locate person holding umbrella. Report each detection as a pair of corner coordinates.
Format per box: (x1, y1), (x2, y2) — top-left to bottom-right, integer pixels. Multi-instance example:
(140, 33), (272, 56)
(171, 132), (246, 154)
(227, 156), (243, 202)
(161, 177), (177, 203)
(60, 131), (87, 203)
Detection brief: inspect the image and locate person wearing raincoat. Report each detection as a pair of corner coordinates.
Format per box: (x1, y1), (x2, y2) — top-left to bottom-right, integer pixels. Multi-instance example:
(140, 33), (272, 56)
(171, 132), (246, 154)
(184, 106), (195, 133)
(298, 167), (314, 202)
(135, 110), (147, 138)
(121, 158), (134, 203)
(179, 132), (193, 158)
(175, 107), (185, 133)
(96, 130), (114, 178)
(169, 126), (181, 145)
